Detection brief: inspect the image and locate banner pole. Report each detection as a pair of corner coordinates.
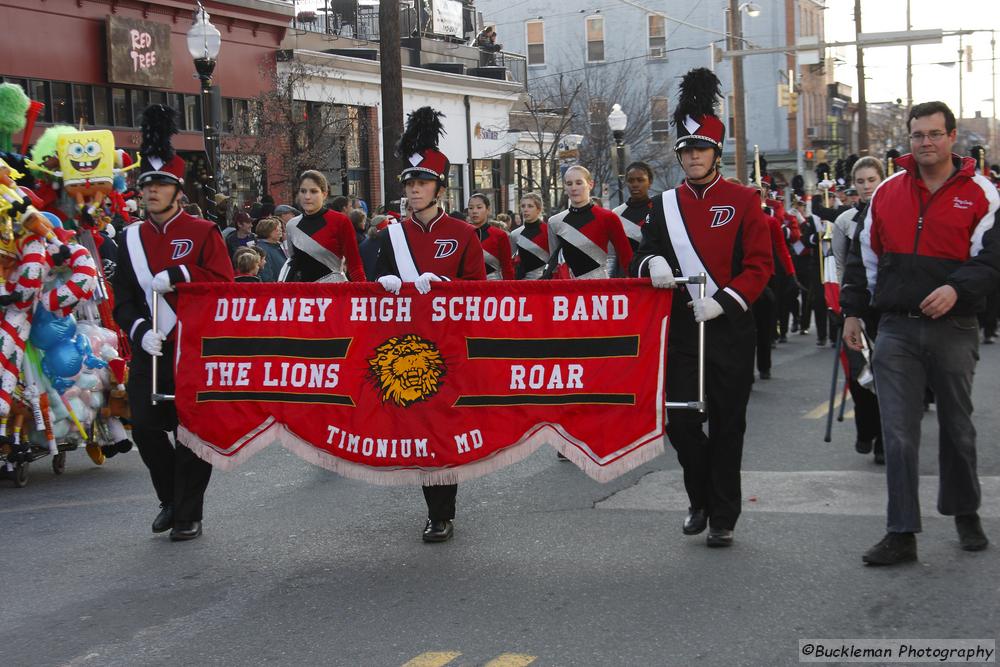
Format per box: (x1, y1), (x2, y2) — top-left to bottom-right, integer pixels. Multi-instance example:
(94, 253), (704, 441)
(150, 293), (175, 404)
(664, 274), (707, 412)
(823, 334), (843, 442)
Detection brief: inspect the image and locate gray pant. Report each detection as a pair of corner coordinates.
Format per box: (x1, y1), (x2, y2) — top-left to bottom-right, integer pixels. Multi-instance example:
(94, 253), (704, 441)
(873, 313), (982, 533)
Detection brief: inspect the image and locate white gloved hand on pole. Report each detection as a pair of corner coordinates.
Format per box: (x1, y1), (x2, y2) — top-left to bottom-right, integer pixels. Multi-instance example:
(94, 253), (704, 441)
(141, 329), (165, 356)
(414, 272), (442, 295)
(647, 256), (677, 289)
(151, 270), (174, 294)
(377, 275), (402, 295)
(690, 297), (724, 323)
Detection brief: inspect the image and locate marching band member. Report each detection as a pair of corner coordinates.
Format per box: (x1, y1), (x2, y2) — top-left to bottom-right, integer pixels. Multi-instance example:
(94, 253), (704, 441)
(631, 68), (772, 548)
(544, 165), (632, 280)
(610, 162), (656, 277)
(112, 105), (234, 542)
(510, 192), (549, 279)
(281, 170), (365, 283)
(373, 107), (486, 543)
(467, 193), (513, 280)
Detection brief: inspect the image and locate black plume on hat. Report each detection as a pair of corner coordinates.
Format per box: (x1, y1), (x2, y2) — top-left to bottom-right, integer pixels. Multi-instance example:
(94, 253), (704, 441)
(140, 104), (178, 164)
(396, 107), (446, 158)
(673, 68), (722, 129)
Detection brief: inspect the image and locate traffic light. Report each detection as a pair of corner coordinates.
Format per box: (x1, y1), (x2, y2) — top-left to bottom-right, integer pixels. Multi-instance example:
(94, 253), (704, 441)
(777, 83), (789, 108)
(804, 150), (815, 162)
(789, 91), (798, 113)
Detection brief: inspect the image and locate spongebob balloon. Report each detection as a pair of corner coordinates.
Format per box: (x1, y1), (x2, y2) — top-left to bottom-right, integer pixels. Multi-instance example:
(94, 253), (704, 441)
(27, 130), (138, 217)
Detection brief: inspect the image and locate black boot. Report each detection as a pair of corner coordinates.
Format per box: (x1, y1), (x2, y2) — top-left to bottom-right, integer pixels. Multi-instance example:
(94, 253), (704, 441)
(956, 514), (989, 551)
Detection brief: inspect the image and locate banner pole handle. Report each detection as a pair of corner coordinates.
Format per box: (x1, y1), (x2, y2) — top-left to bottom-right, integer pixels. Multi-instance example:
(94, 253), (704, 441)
(150, 293), (175, 404)
(664, 274), (708, 412)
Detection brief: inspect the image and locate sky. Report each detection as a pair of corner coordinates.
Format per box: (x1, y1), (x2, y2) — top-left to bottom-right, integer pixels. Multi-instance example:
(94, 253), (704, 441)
(826, 0), (999, 120)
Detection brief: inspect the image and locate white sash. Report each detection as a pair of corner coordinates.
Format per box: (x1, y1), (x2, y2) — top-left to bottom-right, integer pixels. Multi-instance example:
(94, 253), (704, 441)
(126, 224), (177, 335)
(662, 189), (719, 302)
(514, 232), (549, 263)
(388, 223), (419, 281)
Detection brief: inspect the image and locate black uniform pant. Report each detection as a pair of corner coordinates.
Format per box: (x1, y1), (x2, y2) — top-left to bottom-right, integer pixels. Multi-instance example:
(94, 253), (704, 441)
(978, 287), (999, 338)
(846, 314), (881, 446)
(753, 286), (776, 373)
(773, 274), (796, 337)
(665, 311), (756, 530)
(423, 484), (457, 521)
(128, 345), (212, 523)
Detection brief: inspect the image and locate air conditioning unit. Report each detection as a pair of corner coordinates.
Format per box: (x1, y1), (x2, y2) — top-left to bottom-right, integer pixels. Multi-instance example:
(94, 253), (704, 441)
(649, 47), (665, 59)
(806, 126), (818, 138)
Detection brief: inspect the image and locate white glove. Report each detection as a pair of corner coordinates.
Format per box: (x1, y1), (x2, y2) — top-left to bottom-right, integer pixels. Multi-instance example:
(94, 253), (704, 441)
(647, 256), (677, 289)
(377, 275), (402, 295)
(690, 297), (724, 323)
(141, 329), (165, 357)
(414, 272), (442, 295)
(151, 270), (174, 294)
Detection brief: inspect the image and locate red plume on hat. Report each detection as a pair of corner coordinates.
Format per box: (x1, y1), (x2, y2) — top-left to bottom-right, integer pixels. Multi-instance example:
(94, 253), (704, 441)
(397, 107), (449, 185)
(673, 68), (725, 152)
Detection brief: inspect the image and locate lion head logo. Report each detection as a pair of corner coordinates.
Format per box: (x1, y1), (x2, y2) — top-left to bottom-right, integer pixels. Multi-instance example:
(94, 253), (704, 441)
(367, 334), (446, 407)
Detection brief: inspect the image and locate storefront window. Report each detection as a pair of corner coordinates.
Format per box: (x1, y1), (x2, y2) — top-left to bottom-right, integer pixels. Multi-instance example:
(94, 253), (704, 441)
(111, 88), (129, 127)
(51, 82), (72, 124)
(31, 80), (51, 122)
(445, 165), (464, 215)
(473, 159), (501, 214)
(73, 84), (92, 125)
(184, 94), (201, 133)
(93, 86), (111, 126)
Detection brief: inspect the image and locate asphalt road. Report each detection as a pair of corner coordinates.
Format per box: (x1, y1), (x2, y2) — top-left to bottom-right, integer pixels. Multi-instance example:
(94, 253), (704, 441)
(3, 331), (998, 667)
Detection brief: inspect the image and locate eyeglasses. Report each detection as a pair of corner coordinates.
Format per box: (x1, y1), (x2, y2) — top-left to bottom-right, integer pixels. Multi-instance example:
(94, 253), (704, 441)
(909, 131), (950, 143)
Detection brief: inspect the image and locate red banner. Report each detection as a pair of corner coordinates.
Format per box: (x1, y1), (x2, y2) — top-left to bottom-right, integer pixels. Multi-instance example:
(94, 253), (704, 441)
(174, 279), (671, 485)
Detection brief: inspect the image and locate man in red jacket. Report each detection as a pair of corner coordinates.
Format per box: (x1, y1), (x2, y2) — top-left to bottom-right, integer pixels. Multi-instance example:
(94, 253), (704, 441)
(842, 101), (1000, 565)
(631, 69), (772, 548)
(112, 113), (234, 541)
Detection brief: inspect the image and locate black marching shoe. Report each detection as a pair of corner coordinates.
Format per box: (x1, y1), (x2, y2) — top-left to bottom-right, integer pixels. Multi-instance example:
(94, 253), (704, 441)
(682, 508), (708, 535)
(152, 504), (173, 533)
(955, 514), (989, 551)
(862, 532), (916, 565)
(422, 518), (454, 543)
(816, 338), (827, 346)
(169, 521), (203, 542)
(759, 370), (771, 380)
(855, 439), (873, 454)
(706, 527), (734, 547)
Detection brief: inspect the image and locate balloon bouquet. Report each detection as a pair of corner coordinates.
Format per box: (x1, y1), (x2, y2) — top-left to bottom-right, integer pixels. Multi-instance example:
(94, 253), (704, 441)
(0, 82), (135, 485)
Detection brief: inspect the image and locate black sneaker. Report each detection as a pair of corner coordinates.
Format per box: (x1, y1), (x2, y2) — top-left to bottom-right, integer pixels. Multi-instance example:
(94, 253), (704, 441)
(862, 532), (917, 565)
(955, 514), (989, 551)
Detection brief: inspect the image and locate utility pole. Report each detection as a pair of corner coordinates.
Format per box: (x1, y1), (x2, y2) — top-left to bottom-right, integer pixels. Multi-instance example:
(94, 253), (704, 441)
(958, 34), (964, 121)
(992, 31), (997, 156)
(854, 0), (869, 154)
(906, 0), (912, 109)
(379, 2), (404, 204)
(728, 0), (748, 183)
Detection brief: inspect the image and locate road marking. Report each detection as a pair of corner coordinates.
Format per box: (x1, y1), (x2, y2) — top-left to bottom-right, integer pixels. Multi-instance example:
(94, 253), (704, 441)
(804, 393), (849, 419)
(596, 470), (1000, 518)
(402, 652), (462, 667)
(484, 654), (537, 667)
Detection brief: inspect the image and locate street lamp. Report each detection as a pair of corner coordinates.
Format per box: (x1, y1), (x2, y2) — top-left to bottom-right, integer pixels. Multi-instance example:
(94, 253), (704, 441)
(739, 2), (761, 18)
(607, 103), (628, 206)
(186, 3), (223, 195)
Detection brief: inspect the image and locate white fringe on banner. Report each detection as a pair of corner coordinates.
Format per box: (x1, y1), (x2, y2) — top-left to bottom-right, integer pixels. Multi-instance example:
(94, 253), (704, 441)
(177, 421), (664, 486)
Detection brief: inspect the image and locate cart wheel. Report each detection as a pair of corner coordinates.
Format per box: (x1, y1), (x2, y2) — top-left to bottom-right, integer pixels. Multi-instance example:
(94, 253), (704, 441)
(13, 461), (28, 488)
(52, 452), (67, 475)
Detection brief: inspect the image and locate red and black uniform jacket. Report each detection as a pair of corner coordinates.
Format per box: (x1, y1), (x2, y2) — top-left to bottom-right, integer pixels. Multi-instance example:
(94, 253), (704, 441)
(766, 212), (796, 278)
(631, 174), (772, 341)
(545, 203), (633, 279)
(510, 220), (549, 279)
(112, 209), (234, 352)
(286, 207), (366, 282)
(841, 154), (1000, 318)
(374, 209), (486, 281)
(612, 196), (655, 252)
(475, 223), (514, 280)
